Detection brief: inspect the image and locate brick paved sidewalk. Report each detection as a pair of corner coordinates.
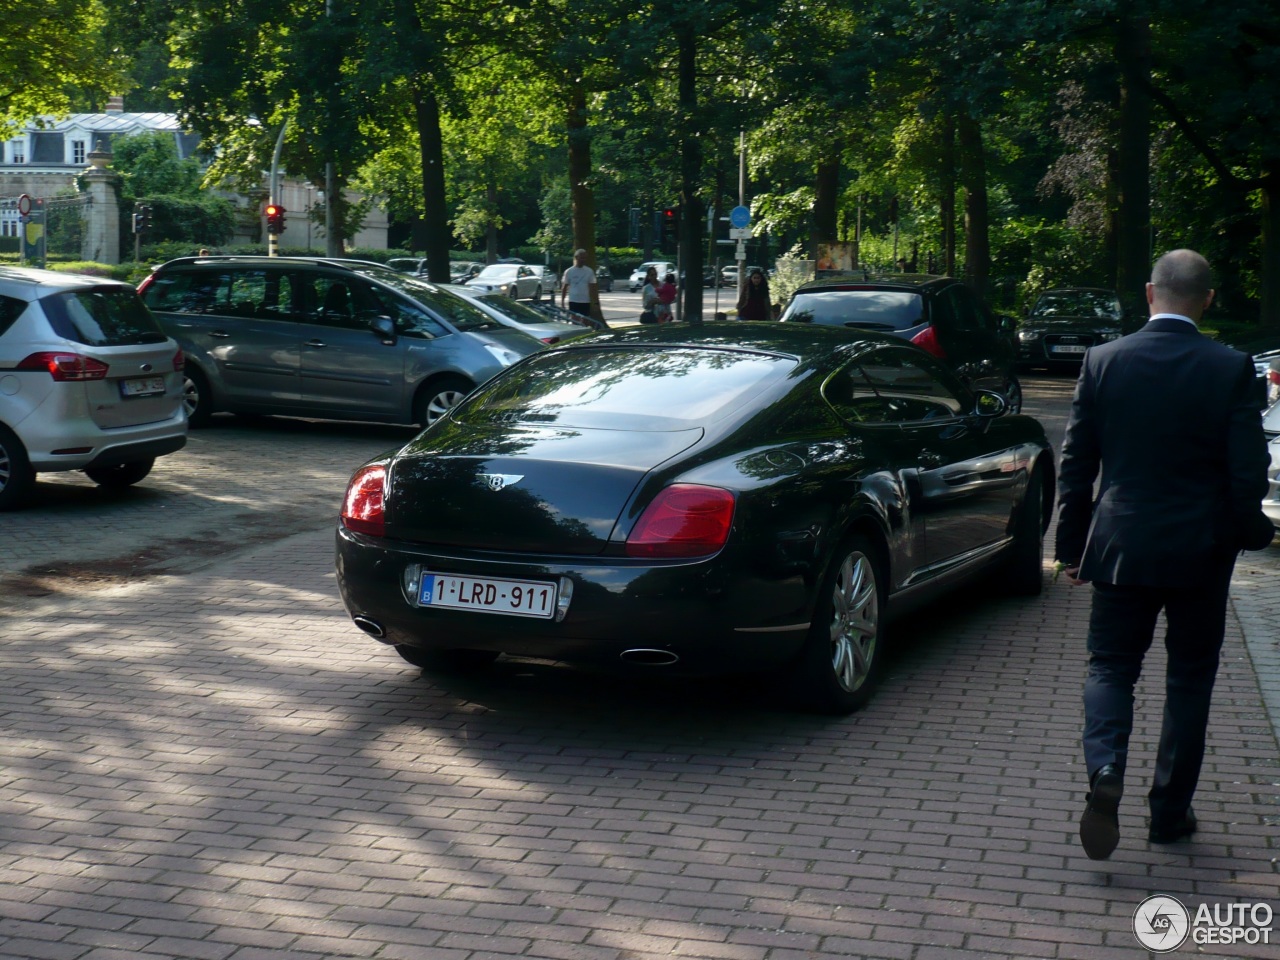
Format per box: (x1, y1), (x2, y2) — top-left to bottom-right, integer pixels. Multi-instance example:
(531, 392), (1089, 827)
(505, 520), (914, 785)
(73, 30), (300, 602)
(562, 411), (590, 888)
(0, 527), (1277, 959)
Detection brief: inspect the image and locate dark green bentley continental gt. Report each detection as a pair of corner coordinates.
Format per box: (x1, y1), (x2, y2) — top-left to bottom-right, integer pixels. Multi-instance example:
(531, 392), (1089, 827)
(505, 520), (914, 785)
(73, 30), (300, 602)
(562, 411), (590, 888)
(336, 323), (1054, 714)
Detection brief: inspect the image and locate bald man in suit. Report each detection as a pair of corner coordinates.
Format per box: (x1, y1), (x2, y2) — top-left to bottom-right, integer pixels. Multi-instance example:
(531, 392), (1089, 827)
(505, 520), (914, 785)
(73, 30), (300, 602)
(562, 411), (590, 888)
(1055, 248), (1274, 860)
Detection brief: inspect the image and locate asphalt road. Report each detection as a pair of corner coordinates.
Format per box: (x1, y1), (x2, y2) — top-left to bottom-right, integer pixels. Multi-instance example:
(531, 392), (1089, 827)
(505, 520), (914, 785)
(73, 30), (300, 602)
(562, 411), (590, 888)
(2, 369), (1279, 960)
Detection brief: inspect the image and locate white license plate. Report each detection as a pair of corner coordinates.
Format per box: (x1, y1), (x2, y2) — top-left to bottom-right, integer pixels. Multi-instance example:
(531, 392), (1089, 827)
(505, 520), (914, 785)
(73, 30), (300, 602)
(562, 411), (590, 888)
(1050, 344), (1088, 355)
(120, 376), (167, 397)
(419, 573), (557, 619)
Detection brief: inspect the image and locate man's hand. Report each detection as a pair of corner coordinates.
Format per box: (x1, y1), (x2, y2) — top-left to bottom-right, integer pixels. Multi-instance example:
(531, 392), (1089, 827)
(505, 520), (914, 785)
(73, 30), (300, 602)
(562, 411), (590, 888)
(1053, 560), (1087, 586)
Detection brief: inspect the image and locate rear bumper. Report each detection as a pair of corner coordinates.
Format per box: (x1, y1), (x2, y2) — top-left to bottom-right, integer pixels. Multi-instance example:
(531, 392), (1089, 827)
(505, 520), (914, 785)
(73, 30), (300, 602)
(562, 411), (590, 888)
(25, 409), (188, 471)
(334, 526), (812, 674)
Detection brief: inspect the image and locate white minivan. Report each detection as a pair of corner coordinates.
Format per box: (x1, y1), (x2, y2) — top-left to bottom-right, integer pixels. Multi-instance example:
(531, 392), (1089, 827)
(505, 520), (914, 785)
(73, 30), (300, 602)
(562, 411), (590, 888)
(0, 268), (188, 510)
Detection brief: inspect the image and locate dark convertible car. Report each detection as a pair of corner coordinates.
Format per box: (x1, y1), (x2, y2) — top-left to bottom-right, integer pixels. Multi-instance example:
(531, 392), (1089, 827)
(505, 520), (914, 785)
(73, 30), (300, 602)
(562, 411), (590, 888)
(336, 324), (1055, 713)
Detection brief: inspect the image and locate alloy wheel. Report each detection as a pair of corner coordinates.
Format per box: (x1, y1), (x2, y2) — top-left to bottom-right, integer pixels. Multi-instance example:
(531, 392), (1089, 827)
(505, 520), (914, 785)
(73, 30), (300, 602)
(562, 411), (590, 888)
(828, 551), (879, 693)
(424, 388), (468, 424)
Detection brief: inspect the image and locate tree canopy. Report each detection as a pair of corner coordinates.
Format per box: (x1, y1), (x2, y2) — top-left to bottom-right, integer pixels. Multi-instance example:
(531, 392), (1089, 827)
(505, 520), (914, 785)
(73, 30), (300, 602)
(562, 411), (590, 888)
(16, 0), (1280, 327)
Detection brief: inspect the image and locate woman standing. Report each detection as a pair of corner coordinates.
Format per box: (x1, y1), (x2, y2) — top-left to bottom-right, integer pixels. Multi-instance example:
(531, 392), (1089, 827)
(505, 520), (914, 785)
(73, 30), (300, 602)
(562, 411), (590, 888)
(737, 267), (771, 321)
(640, 266), (661, 324)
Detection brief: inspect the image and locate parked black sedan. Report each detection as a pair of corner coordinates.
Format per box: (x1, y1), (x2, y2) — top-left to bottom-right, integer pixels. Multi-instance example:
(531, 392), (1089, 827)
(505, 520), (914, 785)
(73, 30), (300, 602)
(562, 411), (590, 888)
(336, 323), (1055, 713)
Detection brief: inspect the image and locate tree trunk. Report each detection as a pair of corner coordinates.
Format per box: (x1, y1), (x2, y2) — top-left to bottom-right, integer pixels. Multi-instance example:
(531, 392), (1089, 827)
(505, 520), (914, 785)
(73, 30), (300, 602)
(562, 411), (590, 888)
(566, 86), (602, 319)
(1261, 169), (1280, 332)
(1114, 13), (1151, 319)
(485, 165), (499, 263)
(956, 112), (990, 297)
(940, 113), (956, 276)
(412, 86), (452, 284)
(811, 154), (840, 255)
(677, 26), (703, 323)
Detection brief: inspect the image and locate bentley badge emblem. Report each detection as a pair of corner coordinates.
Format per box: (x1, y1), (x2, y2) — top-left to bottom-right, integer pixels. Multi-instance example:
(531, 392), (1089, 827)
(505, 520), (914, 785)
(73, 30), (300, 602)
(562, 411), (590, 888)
(478, 473), (523, 491)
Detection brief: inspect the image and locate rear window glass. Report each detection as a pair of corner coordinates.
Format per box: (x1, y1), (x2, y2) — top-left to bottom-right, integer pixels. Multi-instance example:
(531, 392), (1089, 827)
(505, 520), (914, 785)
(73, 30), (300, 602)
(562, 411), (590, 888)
(41, 287), (168, 346)
(782, 289), (924, 332)
(0, 295), (25, 337)
(457, 347), (796, 431)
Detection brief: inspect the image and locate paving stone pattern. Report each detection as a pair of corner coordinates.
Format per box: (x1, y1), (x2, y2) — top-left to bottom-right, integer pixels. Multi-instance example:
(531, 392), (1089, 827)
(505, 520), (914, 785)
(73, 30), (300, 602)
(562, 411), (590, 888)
(0, 378), (1277, 959)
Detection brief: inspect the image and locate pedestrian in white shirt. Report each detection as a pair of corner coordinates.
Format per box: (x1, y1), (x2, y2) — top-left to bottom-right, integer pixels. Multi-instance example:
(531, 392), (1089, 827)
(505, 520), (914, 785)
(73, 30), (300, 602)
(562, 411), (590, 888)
(561, 249), (596, 317)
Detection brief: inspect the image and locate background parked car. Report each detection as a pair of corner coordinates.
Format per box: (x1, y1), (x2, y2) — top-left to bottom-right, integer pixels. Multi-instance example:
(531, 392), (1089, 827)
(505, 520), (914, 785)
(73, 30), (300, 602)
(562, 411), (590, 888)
(779, 274), (1023, 411)
(450, 261), (484, 284)
(1017, 287), (1127, 370)
(465, 264), (545, 301)
(138, 256), (543, 429)
(0, 268), (187, 509)
(529, 266), (560, 296)
(527, 301), (611, 331)
(446, 285), (594, 345)
(336, 322), (1053, 714)
(387, 258), (428, 276)
(628, 261), (676, 292)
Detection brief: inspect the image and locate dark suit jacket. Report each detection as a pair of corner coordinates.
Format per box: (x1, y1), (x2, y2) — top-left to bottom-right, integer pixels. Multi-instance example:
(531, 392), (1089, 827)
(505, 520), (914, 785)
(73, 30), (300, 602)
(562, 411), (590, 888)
(1054, 316), (1273, 587)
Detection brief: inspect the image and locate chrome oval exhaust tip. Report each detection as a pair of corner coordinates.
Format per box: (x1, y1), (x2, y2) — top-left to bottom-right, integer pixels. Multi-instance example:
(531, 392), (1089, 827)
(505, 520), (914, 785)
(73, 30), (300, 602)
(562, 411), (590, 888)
(619, 648), (680, 666)
(352, 615), (389, 642)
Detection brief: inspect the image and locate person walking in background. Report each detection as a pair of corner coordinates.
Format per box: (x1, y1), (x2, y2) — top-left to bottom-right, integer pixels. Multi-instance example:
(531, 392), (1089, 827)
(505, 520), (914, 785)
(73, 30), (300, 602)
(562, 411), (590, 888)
(736, 267), (771, 321)
(1055, 248), (1274, 861)
(560, 248), (595, 318)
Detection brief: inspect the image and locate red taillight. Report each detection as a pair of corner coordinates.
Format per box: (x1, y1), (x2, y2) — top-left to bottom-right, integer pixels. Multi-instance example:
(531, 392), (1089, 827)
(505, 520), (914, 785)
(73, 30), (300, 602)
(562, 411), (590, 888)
(342, 464), (387, 537)
(1268, 369), (1280, 386)
(173, 347), (185, 371)
(136, 274), (155, 295)
(625, 484), (736, 559)
(910, 325), (946, 359)
(15, 352), (110, 381)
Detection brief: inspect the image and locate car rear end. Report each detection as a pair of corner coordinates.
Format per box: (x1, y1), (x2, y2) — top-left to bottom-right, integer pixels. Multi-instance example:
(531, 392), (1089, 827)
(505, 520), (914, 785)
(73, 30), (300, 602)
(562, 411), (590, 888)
(0, 271), (187, 474)
(780, 283), (936, 351)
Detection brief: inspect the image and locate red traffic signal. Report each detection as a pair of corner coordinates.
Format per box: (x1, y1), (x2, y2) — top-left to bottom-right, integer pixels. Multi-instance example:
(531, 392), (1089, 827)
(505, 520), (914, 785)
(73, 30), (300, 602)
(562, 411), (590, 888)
(265, 203), (286, 235)
(662, 206), (677, 242)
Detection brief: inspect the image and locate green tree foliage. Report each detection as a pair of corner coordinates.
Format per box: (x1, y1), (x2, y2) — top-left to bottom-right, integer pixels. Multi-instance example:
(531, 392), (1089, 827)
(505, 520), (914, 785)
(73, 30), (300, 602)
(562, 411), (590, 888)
(111, 131), (204, 199)
(0, 0), (131, 134)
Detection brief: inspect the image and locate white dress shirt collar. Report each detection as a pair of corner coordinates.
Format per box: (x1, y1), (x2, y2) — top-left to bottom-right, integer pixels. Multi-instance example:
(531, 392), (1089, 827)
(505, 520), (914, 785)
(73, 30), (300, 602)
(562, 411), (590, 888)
(1150, 312), (1198, 328)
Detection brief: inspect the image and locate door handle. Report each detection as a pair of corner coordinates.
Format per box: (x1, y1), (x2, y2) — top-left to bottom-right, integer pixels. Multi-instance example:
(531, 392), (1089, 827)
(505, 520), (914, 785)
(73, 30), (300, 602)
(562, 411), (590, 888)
(305, 339), (328, 348)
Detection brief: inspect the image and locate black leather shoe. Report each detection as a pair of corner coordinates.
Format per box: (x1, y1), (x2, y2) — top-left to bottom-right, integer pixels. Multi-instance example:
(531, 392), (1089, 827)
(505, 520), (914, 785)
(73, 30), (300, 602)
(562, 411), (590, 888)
(1080, 764), (1123, 860)
(1149, 808), (1197, 844)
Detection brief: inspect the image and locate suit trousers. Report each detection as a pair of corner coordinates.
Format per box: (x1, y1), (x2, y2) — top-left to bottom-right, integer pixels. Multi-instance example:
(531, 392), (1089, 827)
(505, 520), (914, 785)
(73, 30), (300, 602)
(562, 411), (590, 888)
(1082, 562), (1235, 824)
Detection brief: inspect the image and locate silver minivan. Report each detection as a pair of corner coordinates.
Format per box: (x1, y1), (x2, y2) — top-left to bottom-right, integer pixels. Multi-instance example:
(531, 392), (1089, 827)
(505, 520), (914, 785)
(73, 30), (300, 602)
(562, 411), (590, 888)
(0, 268), (187, 510)
(138, 256), (544, 428)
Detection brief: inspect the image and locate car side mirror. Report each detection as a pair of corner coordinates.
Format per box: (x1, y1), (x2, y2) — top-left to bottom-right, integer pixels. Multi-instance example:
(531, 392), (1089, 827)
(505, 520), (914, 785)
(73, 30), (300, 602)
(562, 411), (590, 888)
(974, 390), (1008, 418)
(371, 316), (396, 343)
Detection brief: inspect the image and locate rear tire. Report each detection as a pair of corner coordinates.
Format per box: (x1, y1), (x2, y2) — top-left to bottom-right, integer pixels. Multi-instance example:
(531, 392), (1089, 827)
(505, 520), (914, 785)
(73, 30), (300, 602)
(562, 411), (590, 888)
(789, 534), (886, 714)
(0, 425), (35, 511)
(395, 646), (499, 672)
(1001, 467), (1045, 596)
(183, 366), (213, 427)
(84, 458), (155, 488)
(414, 375), (474, 427)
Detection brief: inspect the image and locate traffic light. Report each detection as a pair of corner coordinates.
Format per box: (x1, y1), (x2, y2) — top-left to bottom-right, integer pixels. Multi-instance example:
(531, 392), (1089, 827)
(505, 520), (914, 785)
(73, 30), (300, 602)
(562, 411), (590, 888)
(662, 207), (677, 243)
(132, 204), (152, 234)
(265, 203), (286, 235)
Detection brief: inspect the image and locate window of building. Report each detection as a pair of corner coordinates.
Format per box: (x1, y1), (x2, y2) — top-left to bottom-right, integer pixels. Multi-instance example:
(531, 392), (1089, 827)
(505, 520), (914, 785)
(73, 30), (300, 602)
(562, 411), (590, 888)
(1, 218), (17, 238)
(72, 140), (86, 165)
(31, 132), (65, 164)
(11, 140), (25, 164)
